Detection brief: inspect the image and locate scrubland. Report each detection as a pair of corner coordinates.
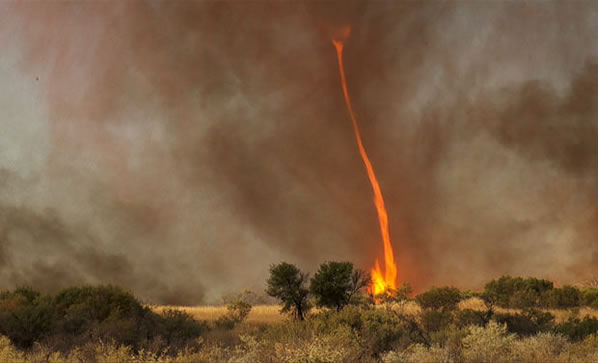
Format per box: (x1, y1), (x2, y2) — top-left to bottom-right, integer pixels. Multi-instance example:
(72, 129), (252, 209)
(2, 304), (598, 363)
(3, 276), (598, 362)
(159, 298), (598, 325)
(153, 304), (286, 324)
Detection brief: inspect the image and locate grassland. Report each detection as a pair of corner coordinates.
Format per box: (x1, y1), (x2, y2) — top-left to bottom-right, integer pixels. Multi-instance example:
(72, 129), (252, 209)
(152, 304), (286, 324)
(152, 297), (598, 324)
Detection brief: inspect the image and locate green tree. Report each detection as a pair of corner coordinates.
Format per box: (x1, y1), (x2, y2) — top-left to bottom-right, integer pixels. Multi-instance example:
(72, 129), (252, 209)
(310, 261), (370, 311)
(266, 262), (311, 320)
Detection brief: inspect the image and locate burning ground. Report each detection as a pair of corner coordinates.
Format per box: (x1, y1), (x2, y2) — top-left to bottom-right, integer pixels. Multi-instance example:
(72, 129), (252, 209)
(0, 1), (597, 303)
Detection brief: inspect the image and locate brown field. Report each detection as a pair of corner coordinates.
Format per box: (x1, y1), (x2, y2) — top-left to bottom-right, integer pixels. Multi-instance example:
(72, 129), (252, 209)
(458, 297), (598, 323)
(152, 298), (598, 324)
(151, 304), (286, 324)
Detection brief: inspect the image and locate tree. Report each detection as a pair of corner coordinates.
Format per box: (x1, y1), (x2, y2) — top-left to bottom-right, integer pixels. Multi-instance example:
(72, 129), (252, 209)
(349, 267), (372, 304)
(266, 262), (311, 320)
(310, 261), (371, 311)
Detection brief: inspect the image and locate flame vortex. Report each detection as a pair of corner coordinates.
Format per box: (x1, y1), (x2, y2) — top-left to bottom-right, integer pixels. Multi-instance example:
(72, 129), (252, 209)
(333, 38), (398, 296)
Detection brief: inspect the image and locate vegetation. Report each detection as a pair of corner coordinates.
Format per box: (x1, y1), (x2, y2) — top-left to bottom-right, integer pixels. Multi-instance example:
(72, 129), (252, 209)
(310, 261), (370, 311)
(0, 285), (207, 354)
(2, 271), (598, 362)
(265, 262), (311, 320)
(214, 294), (253, 329)
(416, 286), (462, 312)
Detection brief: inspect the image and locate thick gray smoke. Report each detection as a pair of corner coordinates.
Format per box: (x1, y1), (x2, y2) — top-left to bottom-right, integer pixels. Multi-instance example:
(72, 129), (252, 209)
(0, 1), (596, 303)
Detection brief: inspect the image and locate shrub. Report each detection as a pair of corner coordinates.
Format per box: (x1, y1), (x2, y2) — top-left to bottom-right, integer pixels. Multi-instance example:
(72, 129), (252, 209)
(510, 289), (541, 309)
(483, 276), (553, 308)
(429, 325), (468, 361)
(382, 343), (451, 363)
(53, 285), (145, 324)
(416, 286), (462, 312)
(462, 321), (516, 362)
(159, 309), (208, 350)
(272, 327), (363, 363)
(1, 285), (208, 353)
(360, 308), (414, 354)
(312, 305), (419, 356)
(0, 288), (56, 349)
(545, 286), (582, 309)
(556, 316), (598, 341)
(311, 304), (364, 333)
(52, 285), (159, 349)
(511, 332), (569, 362)
(582, 288), (598, 308)
(455, 309), (486, 328)
(215, 300), (252, 329)
(494, 309), (554, 336)
(420, 310), (454, 333)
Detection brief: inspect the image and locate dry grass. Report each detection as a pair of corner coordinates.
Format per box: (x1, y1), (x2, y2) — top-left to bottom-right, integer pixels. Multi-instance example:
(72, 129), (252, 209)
(151, 298), (598, 325)
(458, 297), (598, 323)
(386, 300), (422, 316)
(152, 304), (285, 324)
(151, 301), (424, 324)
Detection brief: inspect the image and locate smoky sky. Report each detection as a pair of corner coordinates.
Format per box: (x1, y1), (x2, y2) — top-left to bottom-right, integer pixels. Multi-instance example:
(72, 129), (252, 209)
(0, 1), (597, 303)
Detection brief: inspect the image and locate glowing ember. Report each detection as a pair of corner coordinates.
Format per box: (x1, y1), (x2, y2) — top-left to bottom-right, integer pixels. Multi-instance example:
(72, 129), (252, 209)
(333, 29), (398, 297)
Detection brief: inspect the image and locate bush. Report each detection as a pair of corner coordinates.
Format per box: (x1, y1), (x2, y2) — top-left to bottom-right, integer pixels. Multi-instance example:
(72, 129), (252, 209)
(583, 288), (598, 308)
(0, 285), (208, 353)
(360, 308), (411, 355)
(511, 332), (569, 362)
(420, 310), (454, 333)
(462, 321), (516, 362)
(0, 288), (56, 349)
(215, 300), (252, 329)
(494, 309), (554, 336)
(545, 286), (583, 309)
(556, 316), (598, 341)
(311, 304), (364, 333)
(455, 309), (487, 328)
(416, 286), (462, 312)
(159, 309), (208, 350)
(52, 285), (158, 349)
(483, 276), (553, 308)
(310, 305), (422, 357)
(510, 289), (541, 309)
(429, 325), (468, 361)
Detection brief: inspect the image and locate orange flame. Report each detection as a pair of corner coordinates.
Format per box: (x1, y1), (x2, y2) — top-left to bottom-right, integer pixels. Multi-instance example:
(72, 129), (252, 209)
(333, 32), (398, 297)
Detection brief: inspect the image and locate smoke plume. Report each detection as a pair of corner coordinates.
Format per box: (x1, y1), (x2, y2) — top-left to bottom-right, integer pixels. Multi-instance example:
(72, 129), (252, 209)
(0, 1), (596, 302)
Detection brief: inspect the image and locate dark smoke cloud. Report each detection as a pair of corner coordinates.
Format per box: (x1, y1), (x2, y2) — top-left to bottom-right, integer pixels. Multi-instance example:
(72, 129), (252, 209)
(0, 1), (597, 302)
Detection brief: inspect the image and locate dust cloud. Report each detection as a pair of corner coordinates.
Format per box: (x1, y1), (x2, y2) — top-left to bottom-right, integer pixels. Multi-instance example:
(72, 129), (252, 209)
(0, 1), (596, 302)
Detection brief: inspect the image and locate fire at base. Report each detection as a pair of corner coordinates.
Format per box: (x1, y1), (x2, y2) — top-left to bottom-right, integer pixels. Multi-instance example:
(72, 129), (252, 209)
(332, 29), (398, 297)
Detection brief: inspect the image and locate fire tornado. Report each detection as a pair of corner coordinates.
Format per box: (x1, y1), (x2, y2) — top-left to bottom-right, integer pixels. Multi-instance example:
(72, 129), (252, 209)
(332, 31), (398, 297)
